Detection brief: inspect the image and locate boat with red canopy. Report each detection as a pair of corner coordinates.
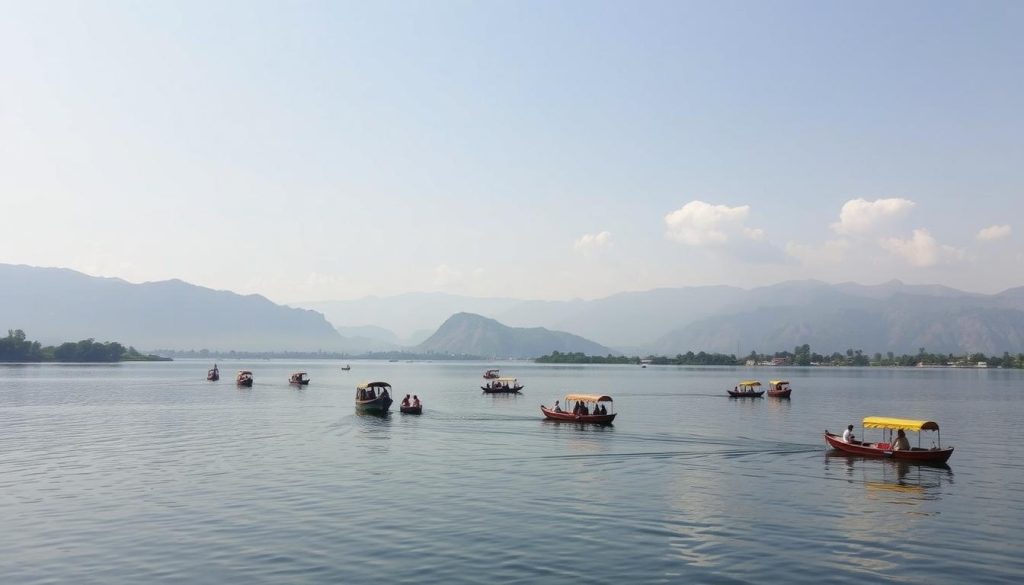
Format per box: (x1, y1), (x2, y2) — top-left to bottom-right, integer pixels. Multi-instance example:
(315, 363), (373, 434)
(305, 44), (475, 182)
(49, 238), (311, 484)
(767, 380), (791, 398)
(825, 416), (954, 463)
(541, 394), (616, 424)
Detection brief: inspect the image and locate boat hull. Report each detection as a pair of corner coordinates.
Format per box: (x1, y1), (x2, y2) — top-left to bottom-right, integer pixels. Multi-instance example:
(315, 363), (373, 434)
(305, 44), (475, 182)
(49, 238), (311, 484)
(400, 405), (422, 415)
(356, 395), (393, 413)
(289, 380), (310, 386)
(482, 386), (523, 394)
(540, 406), (616, 424)
(236, 379), (253, 387)
(727, 390), (764, 398)
(824, 431), (953, 463)
(767, 389), (791, 398)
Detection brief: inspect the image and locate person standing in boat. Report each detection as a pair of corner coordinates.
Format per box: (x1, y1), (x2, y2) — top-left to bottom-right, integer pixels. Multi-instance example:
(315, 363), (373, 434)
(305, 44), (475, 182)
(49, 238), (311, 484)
(842, 425), (856, 443)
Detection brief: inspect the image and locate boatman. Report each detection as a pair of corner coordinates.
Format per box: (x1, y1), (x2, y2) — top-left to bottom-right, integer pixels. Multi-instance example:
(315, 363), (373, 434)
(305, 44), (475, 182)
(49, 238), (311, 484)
(842, 425), (855, 443)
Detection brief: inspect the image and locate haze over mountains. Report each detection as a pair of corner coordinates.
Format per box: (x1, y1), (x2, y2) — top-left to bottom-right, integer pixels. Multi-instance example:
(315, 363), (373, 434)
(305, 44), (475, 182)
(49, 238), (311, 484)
(4, 263), (1024, 356)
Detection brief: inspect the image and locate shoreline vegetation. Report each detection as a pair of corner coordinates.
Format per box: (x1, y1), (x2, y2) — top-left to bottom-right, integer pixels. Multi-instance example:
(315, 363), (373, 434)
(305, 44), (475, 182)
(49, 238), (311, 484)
(535, 347), (1024, 368)
(0, 330), (170, 363)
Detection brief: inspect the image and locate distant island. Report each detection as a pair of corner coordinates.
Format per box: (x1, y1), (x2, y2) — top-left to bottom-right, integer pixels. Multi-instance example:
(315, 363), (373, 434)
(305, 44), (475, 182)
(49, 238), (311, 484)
(536, 346), (1024, 368)
(0, 330), (170, 362)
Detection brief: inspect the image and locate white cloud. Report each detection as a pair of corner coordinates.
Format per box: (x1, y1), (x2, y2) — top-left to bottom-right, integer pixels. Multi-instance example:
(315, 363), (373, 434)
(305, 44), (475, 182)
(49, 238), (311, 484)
(880, 229), (964, 267)
(573, 231), (612, 252)
(977, 224), (1011, 241)
(665, 201), (763, 246)
(831, 198), (916, 235)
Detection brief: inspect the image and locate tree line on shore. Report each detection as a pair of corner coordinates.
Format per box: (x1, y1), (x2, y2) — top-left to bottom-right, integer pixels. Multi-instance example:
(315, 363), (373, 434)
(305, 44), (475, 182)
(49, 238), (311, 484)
(536, 346), (1024, 368)
(0, 330), (169, 362)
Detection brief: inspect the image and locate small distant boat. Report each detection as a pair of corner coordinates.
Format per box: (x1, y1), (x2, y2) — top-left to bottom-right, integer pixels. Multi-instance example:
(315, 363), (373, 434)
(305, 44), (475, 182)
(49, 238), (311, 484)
(728, 380), (764, 398)
(289, 372), (310, 385)
(825, 417), (954, 463)
(541, 393), (616, 424)
(483, 369), (500, 379)
(207, 365), (220, 381)
(236, 370), (253, 387)
(356, 381), (393, 413)
(482, 376), (523, 393)
(341, 365), (351, 371)
(767, 380), (792, 398)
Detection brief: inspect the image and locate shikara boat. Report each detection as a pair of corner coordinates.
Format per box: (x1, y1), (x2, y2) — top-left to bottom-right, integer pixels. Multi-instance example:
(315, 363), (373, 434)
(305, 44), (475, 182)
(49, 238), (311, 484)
(289, 372), (310, 385)
(825, 417), (954, 463)
(483, 369), (500, 379)
(341, 365), (351, 371)
(541, 394), (616, 424)
(728, 380), (764, 398)
(207, 365), (219, 381)
(767, 380), (792, 398)
(482, 376), (523, 393)
(400, 404), (423, 415)
(236, 370), (253, 387)
(356, 381), (393, 413)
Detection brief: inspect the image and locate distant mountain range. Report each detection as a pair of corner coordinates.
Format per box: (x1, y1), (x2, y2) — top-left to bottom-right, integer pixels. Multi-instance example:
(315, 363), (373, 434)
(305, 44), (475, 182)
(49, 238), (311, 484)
(5, 263), (1024, 356)
(298, 280), (1024, 355)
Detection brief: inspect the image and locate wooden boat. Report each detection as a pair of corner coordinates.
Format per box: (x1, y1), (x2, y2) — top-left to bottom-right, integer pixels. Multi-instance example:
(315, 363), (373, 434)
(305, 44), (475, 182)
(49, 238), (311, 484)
(341, 365), (351, 371)
(207, 365), (219, 381)
(541, 393), (616, 424)
(728, 380), (764, 398)
(289, 372), (310, 385)
(767, 380), (792, 398)
(356, 381), (393, 413)
(400, 404), (423, 415)
(483, 369), (500, 379)
(482, 376), (523, 393)
(236, 370), (253, 387)
(825, 416), (954, 463)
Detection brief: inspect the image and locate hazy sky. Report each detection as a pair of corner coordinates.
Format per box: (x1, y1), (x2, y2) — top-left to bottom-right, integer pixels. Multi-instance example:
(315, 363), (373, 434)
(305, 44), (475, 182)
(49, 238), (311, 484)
(2, 1), (1022, 302)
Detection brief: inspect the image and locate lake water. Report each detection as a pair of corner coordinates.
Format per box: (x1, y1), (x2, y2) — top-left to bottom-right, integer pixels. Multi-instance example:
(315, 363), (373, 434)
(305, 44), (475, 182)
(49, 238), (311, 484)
(1, 360), (1022, 584)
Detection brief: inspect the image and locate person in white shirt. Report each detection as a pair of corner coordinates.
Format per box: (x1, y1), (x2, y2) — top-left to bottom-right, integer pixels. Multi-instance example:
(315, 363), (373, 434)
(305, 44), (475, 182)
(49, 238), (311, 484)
(842, 425), (856, 443)
(892, 429), (910, 451)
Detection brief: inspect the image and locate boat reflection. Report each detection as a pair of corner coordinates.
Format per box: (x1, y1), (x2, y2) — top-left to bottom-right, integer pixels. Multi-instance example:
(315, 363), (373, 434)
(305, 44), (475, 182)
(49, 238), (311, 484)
(825, 452), (954, 503)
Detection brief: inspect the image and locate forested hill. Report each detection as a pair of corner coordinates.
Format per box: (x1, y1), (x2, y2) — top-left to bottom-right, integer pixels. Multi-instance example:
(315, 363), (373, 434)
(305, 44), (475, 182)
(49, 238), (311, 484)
(416, 313), (614, 359)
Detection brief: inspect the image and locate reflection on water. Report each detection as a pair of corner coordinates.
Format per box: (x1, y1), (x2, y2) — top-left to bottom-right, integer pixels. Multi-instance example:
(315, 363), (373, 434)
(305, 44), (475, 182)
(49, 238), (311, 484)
(825, 452), (954, 504)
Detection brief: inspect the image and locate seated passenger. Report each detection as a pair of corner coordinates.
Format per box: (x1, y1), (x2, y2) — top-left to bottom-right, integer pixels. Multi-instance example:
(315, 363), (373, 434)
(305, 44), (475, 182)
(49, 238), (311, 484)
(553, 400), (562, 413)
(892, 429), (910, 451)
(412, 395), (421, 408)
(842, 425), (856, 443)
(580, 403), (589, 415)
(401, 394), (411, 408)
(599, 404), (607, 415)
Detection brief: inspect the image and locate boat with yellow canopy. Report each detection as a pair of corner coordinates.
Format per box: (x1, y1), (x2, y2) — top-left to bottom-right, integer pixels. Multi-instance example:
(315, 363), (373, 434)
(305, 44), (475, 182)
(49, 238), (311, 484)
(541, 393), (616, 424)
(728, 380), (764, 398)
(767, 380), (791, 398)
(825, 416), (953, 463)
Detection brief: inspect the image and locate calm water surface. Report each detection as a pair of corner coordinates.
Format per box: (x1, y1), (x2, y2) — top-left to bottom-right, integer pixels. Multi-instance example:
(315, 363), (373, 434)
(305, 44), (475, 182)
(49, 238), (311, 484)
(1, 361), (1022, 584)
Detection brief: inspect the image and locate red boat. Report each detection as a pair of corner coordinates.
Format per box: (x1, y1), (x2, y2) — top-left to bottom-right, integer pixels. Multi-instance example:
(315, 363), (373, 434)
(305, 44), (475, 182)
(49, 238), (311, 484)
(728, 380), (764, 398)
(483, 369), (500, 379)
(767, 380), (792, 398)
(825, 416), (954, 464)
(541, 394), (616, 424)
(289, 372), (310, 385)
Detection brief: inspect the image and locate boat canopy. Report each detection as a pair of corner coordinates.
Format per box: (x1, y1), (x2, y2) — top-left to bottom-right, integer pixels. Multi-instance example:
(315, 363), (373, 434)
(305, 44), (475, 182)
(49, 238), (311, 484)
(739, 380), (761, 386)
(564, 393), (613, 403)
(769, 380), (789, 386)
(291, 371), (307, 376)
(494, 377), (518, 383)
(862, 417), (940, 432)
(357, 381), (391, 390)
(238, 370), (252, 375)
